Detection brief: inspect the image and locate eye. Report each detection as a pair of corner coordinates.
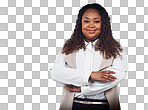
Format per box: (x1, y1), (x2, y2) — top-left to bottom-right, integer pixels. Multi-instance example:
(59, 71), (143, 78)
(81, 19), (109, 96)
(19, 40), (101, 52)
(84, 20), (89, 23)
(94, 21), (100, 23)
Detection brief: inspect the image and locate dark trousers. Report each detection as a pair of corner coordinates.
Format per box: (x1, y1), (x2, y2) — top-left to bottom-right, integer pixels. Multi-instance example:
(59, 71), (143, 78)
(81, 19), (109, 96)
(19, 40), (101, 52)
(72, 98), (109, 110)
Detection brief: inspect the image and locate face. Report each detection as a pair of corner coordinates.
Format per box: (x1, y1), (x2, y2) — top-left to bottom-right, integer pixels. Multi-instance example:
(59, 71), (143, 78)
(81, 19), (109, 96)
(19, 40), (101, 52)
(81, 9), (101, 43)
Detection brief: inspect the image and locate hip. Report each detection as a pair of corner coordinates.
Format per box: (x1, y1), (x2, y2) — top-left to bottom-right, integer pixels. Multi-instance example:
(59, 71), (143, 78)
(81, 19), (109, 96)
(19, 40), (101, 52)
(72, 97), (109, 110)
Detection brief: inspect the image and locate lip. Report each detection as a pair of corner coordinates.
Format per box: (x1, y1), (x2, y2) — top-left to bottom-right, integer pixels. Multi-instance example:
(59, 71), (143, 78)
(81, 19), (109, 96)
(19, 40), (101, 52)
(87, 30), (96, 34)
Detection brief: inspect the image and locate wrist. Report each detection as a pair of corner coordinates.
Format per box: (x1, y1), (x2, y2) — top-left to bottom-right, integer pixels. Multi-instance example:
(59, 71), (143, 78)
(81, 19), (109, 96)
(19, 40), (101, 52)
(90, 71), (95, 80)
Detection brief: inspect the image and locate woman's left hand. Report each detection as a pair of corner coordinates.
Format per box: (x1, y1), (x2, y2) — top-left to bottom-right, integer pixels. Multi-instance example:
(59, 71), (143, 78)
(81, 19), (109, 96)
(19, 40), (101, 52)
(66, 85), (81, 92)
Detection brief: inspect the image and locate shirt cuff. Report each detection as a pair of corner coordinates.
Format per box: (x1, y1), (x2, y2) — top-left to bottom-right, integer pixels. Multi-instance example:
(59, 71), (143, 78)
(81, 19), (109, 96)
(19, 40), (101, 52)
(106, 67), (127, 82)
(81, 85), (89, 94)
(82, 69), (92, 86)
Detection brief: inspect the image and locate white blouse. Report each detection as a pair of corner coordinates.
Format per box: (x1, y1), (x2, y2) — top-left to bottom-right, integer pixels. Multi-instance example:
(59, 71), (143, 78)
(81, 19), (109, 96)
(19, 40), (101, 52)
(51, 40), (128, 100)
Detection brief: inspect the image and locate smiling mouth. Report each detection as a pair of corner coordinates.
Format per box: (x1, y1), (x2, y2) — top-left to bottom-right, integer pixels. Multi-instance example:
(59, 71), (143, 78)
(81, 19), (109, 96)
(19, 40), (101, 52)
(87, 30), (96, 34)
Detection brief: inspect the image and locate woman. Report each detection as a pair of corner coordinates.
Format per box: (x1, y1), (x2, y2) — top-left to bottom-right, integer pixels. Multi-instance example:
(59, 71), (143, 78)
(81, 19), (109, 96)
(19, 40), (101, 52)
(51, 3), (128, 110)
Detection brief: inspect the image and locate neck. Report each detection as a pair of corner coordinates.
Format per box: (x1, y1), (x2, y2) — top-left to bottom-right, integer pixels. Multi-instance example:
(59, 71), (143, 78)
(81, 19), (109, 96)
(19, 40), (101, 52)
(84, 39), (94, 43)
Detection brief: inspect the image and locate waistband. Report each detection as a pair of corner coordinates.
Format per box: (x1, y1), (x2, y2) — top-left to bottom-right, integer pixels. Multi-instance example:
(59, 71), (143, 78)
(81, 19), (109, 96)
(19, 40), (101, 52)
(73, 97), (108, 105)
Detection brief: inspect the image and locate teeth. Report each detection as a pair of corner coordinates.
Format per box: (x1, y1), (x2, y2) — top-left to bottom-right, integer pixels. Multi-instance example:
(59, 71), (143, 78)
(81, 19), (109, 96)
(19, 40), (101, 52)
(88, 30), (95, 31)
(88, 30), (95, 33)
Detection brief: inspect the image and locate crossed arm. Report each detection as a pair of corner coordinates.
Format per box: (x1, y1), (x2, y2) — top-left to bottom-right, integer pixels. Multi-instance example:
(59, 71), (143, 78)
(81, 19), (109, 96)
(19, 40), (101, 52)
(66, 70), (117, 92)
(51, 50), (128, 94)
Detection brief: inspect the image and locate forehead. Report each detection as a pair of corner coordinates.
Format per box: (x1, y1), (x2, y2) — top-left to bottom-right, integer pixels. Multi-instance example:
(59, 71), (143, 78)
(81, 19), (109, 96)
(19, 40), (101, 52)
(82, 9), (101, 18)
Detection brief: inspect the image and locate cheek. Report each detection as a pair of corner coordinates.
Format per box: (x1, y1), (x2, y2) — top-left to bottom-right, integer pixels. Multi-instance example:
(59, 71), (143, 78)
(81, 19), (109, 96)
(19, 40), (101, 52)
(82, 24), (87, 33)
(97, 24), (101, 30)
(82, 24), (87, 30)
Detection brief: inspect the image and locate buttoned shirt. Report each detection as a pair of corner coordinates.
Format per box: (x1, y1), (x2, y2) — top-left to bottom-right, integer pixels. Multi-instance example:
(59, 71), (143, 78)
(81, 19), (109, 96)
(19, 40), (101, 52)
(51, 39), (128, 100)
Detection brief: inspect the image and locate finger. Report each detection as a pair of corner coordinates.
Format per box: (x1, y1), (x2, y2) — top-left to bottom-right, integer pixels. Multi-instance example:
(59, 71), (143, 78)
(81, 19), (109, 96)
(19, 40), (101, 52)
(68, 87), (80, 92)
(67, 87), (75, 92)
(73, 88), (81, 92)
(104, 74), (117, 79)
(102, 75), (115, 81)
(101, 71), (115, 75)
(67, 87), (75, 90)
(66, 87), (71, 90)
(101, 77), (111, 82)
(103, 73), (116, 78)
(109, 75), (117, 79)
(72, 88), (78, 92)
(105, 71), (116, 74)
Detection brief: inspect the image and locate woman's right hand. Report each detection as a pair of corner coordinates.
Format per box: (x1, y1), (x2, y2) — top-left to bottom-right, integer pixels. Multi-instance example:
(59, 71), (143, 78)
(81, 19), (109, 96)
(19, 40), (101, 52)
(90, 71), (117, 82)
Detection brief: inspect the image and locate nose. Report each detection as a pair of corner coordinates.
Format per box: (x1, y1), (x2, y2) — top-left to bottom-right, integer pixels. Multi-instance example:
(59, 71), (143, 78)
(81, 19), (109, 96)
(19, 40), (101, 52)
(88, 23), (95, 28)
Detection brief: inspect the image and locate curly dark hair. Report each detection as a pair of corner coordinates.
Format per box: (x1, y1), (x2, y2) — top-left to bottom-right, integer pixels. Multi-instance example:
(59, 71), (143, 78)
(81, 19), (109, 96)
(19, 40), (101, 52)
(62, 3), (123, 59)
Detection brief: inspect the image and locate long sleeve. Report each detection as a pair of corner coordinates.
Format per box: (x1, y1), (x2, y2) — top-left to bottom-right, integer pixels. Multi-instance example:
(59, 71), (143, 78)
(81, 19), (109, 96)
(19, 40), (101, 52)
(51, 50), (91, 86)
(80, 49), (128, 95)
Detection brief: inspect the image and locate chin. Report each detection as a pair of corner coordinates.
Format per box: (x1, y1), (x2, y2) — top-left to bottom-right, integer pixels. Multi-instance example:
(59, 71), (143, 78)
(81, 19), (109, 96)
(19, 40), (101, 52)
(87, 36), (98, 40)
(85, 37), (98, 42)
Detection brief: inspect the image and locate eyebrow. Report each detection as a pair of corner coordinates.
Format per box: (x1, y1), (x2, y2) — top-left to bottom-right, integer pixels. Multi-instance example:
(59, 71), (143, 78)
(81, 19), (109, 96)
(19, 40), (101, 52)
(83, 17), (101, 20)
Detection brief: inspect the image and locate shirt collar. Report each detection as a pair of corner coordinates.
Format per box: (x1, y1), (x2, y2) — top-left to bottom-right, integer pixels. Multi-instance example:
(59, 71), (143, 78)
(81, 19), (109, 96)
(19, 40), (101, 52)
(84, 39), (98, 47)
(84, 39), (98, 52)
